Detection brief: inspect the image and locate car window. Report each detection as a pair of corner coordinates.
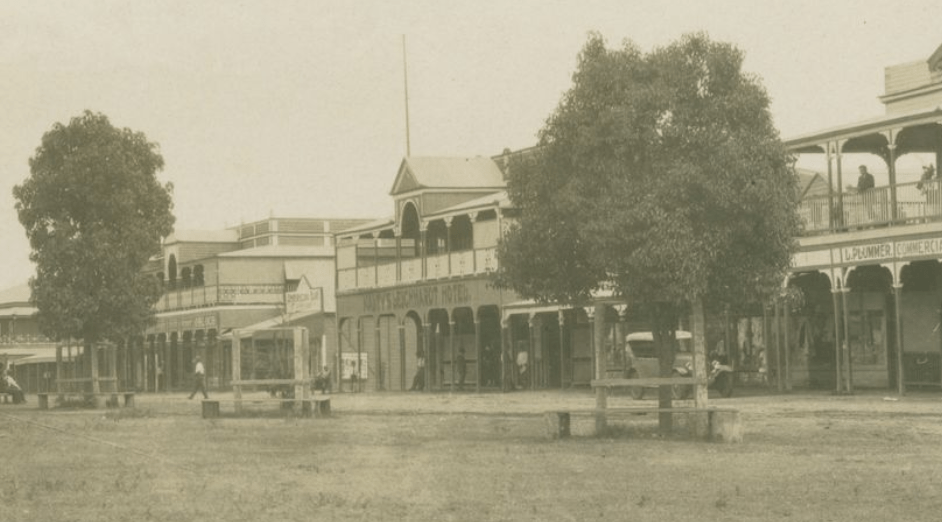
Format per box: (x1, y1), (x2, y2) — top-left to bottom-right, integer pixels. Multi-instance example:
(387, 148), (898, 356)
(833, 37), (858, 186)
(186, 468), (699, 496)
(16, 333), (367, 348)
(628, 340), (658, 358)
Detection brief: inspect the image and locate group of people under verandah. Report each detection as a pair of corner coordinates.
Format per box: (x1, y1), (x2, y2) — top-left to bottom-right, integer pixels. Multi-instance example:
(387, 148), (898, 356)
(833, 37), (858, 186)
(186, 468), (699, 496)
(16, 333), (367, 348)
(1, 363), (26, 404)
(408, 343), (525, 392)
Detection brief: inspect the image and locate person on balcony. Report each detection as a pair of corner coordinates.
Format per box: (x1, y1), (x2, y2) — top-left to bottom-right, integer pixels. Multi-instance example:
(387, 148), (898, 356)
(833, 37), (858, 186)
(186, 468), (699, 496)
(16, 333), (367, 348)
(917, 165), (939, 214)
(856, 165), (875, 192)
(852, 165), (877, 224)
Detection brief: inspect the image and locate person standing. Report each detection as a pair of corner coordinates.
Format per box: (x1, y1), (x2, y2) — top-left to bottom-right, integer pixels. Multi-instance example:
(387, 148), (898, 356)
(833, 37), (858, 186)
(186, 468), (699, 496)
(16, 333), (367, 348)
(2, 364), (25, 404)
(410, 350), (426, 391)
(188, 355), (208, 400)
(856, 165), (874, 192)
(855, 165), (876, 223)
(314, 365), (331, 394)
(456, 347), (467, 391)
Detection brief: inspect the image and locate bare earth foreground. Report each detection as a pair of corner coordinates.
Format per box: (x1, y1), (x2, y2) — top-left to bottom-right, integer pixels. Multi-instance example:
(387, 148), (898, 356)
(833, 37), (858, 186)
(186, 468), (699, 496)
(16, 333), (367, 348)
(2, 388), (942, 522)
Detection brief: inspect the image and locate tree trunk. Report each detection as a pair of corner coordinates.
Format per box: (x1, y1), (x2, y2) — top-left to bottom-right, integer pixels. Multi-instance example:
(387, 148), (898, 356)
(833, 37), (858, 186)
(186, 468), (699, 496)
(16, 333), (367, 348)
(652, 303), (676, 435)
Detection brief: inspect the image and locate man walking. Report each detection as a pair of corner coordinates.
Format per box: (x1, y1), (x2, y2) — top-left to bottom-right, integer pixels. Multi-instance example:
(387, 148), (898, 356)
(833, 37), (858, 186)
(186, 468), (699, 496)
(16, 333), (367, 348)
(188, 355), (208, 400)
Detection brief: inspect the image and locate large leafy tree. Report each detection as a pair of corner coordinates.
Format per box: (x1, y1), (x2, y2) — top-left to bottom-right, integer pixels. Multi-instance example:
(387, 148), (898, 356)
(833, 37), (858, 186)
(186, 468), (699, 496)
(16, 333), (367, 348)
(496, 33), (800, 416)
(13, 111), (175, 346)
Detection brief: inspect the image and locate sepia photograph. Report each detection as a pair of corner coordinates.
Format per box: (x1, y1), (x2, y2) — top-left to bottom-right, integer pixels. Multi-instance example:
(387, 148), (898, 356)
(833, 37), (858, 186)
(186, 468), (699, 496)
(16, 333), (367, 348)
(2, 1), (942, 520)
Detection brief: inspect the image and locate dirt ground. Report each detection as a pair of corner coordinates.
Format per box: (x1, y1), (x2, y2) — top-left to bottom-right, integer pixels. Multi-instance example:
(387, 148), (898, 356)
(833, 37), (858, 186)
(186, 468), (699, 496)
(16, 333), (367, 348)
(2, 387), (942, 521)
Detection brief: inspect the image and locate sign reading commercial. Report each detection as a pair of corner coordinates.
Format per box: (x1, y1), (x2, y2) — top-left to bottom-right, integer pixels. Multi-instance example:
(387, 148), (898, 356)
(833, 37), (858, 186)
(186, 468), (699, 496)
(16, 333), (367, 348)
(895, 238), (942, 258)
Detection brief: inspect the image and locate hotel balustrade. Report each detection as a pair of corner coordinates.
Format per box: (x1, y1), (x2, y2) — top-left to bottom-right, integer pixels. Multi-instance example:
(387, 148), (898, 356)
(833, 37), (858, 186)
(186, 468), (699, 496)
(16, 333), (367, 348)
(798, 179), (941, 234)
(338, 246), (498, 291)
(155, 283), (287, 312)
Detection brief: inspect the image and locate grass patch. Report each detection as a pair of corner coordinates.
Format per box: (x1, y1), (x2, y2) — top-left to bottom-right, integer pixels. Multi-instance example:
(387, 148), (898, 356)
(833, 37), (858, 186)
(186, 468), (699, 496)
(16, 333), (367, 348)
(3, 391), (942, 521)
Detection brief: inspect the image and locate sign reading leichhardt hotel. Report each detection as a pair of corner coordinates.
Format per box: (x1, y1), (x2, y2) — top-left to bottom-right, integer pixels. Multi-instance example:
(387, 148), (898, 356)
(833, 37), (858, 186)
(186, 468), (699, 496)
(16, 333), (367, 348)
(341, 278), (506, 316)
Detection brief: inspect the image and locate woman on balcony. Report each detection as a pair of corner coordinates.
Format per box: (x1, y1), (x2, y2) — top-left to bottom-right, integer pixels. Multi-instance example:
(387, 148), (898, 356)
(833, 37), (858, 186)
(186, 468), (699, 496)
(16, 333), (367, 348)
(918, 165), (939, 219)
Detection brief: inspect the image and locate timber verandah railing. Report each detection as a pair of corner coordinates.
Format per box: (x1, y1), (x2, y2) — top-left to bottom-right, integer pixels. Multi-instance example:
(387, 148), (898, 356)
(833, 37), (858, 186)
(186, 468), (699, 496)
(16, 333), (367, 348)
(155, 283), (286, 312)
(338, 247), (499, 291)
(799, 179), (942, 235)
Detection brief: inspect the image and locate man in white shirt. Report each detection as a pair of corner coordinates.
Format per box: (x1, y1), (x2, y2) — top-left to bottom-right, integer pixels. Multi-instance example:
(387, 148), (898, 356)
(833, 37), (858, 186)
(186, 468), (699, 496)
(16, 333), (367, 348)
(188, 355), (208, 400)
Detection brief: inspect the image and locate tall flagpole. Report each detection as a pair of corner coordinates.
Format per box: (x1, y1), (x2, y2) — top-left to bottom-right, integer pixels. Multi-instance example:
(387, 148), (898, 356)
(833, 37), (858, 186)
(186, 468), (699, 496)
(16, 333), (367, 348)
(402, 35), (411, 157)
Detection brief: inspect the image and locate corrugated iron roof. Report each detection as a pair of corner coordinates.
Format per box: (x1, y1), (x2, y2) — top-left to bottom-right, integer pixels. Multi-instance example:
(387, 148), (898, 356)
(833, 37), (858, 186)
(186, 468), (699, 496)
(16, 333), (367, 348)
(217, 245), (336, 258)
(163, 229), (240, 244)
(391, 156), (506, 195)
(0, 284), (32, 305)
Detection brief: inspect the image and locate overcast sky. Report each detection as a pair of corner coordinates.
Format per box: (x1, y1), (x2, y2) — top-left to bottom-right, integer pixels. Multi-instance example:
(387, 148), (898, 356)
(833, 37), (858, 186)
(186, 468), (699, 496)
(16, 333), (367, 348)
(2, 0), (941, 292)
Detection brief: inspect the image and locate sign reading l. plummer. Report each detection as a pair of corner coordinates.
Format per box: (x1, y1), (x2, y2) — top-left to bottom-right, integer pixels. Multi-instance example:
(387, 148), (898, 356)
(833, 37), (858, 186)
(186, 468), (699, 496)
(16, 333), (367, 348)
(841, 242), (893, 263)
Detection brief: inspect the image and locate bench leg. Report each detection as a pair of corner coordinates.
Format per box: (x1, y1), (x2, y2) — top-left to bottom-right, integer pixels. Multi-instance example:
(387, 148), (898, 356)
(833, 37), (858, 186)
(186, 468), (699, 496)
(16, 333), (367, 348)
(202, 400), (220, 419)
(301, 400), (313, 418)
(709, 410), (743, 443)
(37, 394), (49, 409)
(557, 412), (571, 439)
(315, 399), (331, 417)
(124, 394), (135, 408)
(545, 412), (570, 439)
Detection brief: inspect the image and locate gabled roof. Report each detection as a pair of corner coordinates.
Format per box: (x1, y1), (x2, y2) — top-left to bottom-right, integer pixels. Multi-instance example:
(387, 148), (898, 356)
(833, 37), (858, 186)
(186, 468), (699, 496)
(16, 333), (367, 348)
(795, 169), (830, 199)
(929, 42), (942, 71)
(0, 284), (32, 306)
(389, 156), (506, 196)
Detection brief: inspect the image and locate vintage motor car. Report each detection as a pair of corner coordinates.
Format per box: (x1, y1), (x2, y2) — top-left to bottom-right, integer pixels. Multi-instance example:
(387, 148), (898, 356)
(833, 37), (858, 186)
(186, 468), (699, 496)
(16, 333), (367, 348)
(624, 330), (733, 399)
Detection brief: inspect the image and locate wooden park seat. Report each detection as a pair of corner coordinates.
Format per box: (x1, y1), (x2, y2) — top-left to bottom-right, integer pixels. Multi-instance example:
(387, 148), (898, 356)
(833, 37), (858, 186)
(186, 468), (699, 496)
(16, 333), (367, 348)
(542, 377), (742, 442)
(38, 391), (136, 409)
(201, 396), (331, 419)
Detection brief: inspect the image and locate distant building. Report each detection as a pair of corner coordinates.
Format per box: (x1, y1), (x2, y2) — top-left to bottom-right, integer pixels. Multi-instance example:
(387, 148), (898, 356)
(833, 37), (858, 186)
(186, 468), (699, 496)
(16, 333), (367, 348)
(0, 284), (56, 393)
(138, 217), (372, 392)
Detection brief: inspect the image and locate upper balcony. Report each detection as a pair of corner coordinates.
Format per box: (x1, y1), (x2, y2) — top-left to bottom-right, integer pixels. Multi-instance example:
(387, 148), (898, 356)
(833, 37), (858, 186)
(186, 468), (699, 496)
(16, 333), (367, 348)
(798, 179), (941, 234)
(337, 245), (499, 292)
(153, 283), (286, 312)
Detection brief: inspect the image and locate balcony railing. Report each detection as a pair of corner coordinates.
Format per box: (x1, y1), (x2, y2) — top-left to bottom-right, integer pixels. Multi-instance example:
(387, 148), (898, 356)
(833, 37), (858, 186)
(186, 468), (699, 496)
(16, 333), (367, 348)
(338, 247), (497, 291)
(798, 179), (942, 234)
(154, 284), (286, 312)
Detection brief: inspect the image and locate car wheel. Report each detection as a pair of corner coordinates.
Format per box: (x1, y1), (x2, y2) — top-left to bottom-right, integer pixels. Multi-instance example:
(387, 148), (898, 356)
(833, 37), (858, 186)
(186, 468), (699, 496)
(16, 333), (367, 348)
(628, 369), (644, 400)
(671, 370), (689, 400)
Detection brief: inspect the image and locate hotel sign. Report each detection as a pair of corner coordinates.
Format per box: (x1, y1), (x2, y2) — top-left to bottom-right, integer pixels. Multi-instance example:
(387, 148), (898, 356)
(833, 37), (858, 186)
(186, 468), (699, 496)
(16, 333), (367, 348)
(894, 238), (942, 258)
(794, 237), (942, 269)
(286, 276), (323, 315)
(363, 282), (473, 313)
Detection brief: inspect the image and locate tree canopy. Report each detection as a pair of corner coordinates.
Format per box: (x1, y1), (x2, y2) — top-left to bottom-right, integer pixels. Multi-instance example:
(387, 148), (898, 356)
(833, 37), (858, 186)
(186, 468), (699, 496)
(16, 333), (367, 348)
(13, 111), (175, 344)
(496, 33), (800, 319)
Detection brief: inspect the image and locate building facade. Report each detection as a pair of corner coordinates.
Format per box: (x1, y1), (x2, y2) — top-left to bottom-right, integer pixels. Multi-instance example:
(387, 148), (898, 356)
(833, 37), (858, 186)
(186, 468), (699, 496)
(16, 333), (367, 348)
(138, 216), (372, 392)
(784, 42), (942, 393)
(335, 43), (942, 395)
(0, 284), (57, 393)
(334, 156), (658, 394)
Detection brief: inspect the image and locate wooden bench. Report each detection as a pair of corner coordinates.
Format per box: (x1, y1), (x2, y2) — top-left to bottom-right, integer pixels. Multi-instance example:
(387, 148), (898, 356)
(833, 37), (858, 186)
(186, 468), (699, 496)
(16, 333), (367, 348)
(38, 392), (136, 410)
(201, 396), (331, 419)
(547, 406), (741, 442)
